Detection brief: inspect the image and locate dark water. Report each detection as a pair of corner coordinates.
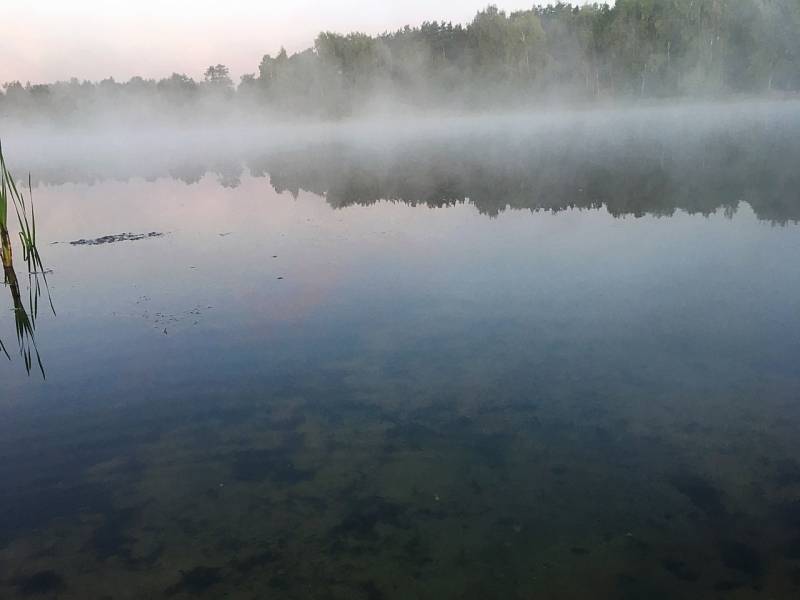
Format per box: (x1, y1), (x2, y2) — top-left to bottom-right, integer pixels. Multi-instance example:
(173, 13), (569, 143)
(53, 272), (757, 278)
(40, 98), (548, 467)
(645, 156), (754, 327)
(2, 105), (800, 599)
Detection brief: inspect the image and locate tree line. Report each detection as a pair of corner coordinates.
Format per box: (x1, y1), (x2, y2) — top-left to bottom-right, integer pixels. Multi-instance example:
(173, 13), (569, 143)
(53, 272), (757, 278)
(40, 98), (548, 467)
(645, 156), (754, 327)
(3, 1), (800, 120)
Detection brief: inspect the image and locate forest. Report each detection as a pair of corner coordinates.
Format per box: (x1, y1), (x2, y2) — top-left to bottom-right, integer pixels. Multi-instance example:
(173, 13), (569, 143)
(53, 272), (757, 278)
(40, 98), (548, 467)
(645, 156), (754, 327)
(2, 1), (800, 121)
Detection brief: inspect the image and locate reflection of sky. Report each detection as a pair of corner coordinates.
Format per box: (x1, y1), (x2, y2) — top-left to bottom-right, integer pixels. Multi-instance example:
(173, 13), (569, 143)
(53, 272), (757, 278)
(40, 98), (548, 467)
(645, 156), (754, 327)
(2, 0), (547, 83)
(3, 174), (800, 431)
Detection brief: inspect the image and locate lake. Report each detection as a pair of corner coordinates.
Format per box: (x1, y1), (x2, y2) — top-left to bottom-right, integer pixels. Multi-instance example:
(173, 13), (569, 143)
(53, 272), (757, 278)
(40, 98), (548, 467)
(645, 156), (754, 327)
(2, 102), (800, 599)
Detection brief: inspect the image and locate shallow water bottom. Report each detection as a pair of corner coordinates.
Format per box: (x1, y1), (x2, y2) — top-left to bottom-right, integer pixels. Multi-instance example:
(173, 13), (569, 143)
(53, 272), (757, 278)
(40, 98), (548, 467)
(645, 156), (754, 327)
(3, 369), (800, 599)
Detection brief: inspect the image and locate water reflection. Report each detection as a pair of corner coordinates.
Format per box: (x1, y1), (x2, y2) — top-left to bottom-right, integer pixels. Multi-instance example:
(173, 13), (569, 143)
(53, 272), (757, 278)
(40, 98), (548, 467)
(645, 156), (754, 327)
(248, 130), (800, 222)
(1, 107), (800, 599)
(13, 102), (800, 223)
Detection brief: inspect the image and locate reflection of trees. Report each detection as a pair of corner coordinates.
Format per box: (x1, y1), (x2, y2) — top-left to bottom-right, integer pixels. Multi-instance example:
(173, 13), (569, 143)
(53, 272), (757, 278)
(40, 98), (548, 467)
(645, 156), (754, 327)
(20, 108), (800, 224)
(248, 121), (800, 223)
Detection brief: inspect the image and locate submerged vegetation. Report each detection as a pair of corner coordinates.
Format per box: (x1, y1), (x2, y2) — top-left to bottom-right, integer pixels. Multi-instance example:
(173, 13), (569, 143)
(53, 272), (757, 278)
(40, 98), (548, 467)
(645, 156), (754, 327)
(0, 142), (52, 376)
(2, 1), (800, 121)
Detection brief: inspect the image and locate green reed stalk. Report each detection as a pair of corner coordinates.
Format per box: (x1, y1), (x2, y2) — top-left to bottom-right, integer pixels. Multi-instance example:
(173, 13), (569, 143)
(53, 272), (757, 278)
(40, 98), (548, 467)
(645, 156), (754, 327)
(0, 141), (44, 274)
(0, 140), (52, 374)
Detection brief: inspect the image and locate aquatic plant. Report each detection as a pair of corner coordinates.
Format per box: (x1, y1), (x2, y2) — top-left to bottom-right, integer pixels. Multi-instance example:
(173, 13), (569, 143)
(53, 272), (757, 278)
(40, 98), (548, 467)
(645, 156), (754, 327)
(0, 140), (52, 376)
(1, 141), (48, 276)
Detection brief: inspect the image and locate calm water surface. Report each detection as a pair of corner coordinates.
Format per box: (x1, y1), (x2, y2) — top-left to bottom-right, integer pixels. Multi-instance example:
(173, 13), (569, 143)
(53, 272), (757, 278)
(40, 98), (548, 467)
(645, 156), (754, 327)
(2, 106), (800, 599)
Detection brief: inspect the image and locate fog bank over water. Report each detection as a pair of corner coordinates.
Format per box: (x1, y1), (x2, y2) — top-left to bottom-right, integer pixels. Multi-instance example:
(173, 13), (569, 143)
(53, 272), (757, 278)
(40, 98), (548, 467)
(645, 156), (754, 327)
(3, 99), (799, 222)
(5, 100), (796, 171)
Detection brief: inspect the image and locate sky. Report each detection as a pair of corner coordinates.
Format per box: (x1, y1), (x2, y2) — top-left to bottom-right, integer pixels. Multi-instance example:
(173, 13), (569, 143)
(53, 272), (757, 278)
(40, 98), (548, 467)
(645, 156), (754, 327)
(1, 1), (574, 84)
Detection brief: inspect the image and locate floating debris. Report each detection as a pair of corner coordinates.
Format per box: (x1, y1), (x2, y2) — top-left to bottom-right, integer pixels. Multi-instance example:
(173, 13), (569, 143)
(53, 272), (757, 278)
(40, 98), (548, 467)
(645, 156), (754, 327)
(69, 232), (165, 246)
(132, 303), (212, 333)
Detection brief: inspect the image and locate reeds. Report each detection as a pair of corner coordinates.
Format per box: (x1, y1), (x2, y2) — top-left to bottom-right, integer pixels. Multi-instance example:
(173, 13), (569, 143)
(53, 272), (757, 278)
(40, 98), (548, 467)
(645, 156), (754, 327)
(1, 140), (52, 376)
(1, 141), (48, 276)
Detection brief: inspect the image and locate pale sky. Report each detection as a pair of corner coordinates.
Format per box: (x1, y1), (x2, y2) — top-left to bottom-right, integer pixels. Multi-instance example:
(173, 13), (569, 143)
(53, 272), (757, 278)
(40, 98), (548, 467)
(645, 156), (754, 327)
(2, 1), (559, 84)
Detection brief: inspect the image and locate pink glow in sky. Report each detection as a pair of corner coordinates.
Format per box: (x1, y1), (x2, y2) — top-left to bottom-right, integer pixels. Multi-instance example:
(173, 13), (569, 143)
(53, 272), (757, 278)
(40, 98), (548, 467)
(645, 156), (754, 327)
(2, 1), (555, 84)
